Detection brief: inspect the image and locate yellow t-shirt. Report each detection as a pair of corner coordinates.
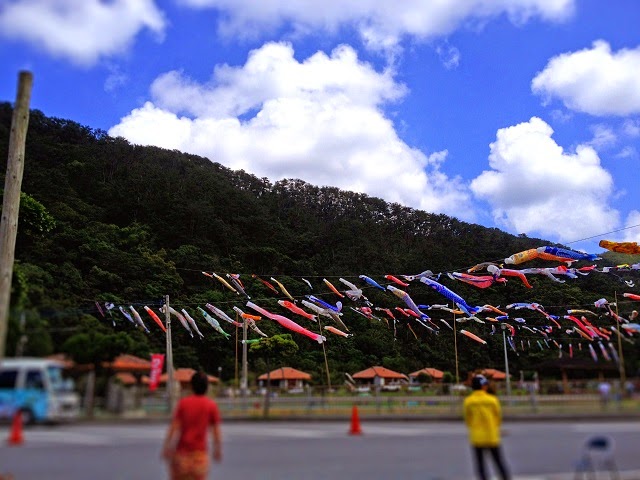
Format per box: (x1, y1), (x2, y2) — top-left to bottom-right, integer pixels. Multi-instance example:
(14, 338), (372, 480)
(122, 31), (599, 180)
(463, 390), (502, 447)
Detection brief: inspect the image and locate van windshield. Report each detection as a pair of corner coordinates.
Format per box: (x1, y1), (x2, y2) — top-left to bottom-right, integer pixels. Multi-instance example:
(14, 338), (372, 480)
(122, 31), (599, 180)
(47, 366), (74, 392)
(0, 369), (18, 389)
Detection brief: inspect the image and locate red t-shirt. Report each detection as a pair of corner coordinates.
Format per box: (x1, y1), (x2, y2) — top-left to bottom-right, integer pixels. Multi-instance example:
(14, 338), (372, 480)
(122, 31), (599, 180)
(174, 395), (221, 453)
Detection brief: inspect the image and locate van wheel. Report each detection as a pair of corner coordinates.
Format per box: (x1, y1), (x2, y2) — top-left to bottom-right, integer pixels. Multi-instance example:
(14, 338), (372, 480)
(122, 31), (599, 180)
(20, 408), (35, 425)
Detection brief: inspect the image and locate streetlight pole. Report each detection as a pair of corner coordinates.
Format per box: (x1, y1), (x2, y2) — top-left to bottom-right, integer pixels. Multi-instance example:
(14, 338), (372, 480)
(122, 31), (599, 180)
(614, 292), (626, 387)
(241, 316), (248, 410)
(165, 295), (175, 412)
(501, 323), (511, 398)
(453, 303), (459, 385)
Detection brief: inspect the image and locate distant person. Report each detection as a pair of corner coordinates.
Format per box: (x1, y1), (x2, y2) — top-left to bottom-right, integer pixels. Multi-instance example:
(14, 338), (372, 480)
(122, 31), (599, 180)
(624, 380), (635, 398)
(463, 374), (510, 480)
(527, 382), (538, 413)
(162, 371), (222, 480)
(598, 381), (611, 408)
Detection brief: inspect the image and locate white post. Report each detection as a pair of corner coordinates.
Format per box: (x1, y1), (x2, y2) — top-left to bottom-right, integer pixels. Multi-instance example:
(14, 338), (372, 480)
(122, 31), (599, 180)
(501, 323), (511, 398)
(453, 303), (459, 385)
(241, 316), (248, 410)
(316, 315), (332, 394)
(614, 292), (626, 386)
(165, 295), (175, 412)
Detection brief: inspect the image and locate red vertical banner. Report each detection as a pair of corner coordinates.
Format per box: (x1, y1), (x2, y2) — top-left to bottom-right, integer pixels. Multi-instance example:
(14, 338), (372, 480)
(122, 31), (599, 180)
(149, 353), (165, 392)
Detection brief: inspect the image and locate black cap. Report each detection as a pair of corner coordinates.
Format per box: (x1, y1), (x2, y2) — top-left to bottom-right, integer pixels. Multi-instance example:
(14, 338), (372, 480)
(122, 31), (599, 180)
(472, 375), (488, 390)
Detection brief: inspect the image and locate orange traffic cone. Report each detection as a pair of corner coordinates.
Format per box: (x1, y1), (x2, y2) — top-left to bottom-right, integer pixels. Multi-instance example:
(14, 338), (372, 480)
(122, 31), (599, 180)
(348, 405), (362, 436)
(7, 410), (24, 446)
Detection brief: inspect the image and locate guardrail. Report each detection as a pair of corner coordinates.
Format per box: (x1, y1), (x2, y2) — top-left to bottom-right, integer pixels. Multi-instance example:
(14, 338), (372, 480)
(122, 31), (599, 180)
(132, 392), (640, 419)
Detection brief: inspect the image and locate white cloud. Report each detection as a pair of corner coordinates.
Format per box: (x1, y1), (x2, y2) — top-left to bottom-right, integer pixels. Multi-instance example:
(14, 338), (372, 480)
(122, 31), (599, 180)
(149, 43), (406, 118)
(435, 42), (461, 70)
(615, 146), (637, 159)
(104, 65), (128, 93)
(178, 0), (574, 51)
(470, 117), (619, 242)
(622, 210), (640, 242)
(0, 0), (166, 66)
(587, 124), (617, 150)
(532, 40), (640, 116)
(550, 109), (572, 123)
(623, 119), (640, 137)
(109, 42), (474, 219)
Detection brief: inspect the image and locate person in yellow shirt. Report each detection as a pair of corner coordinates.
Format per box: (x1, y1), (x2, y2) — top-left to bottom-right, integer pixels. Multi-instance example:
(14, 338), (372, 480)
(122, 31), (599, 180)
(463, 375), (510, 480)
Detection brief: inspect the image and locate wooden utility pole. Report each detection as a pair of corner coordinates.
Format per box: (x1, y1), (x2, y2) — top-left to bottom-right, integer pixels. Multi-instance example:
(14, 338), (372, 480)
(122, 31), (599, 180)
(0, 71), (33, 361)
(164, 294), (175, 412)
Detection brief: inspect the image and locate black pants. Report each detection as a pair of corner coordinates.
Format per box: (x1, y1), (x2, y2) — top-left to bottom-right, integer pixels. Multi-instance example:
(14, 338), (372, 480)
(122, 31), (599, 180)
(472, 446), (510, 480)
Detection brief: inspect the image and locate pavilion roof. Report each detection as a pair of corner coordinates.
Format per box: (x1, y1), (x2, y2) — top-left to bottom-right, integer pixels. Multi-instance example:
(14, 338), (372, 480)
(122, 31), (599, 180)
(159, 368), (219, 384)
(115, 372), (137, 385)
(481, 368), (508, 380)
(102, 354), (152, 372)
(409, 367), (444, 379)
(46, 353), (76, 369)
(352, 366), (408, 380)
(258, 367), (312, 381)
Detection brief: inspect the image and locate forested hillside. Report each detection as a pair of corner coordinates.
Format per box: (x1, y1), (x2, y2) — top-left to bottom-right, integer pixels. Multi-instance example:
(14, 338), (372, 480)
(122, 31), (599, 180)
(1, 103), (638, 385)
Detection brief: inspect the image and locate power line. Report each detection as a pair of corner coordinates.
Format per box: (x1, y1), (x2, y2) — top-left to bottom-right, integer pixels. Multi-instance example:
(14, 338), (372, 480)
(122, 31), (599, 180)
(564, 223), (640, 246)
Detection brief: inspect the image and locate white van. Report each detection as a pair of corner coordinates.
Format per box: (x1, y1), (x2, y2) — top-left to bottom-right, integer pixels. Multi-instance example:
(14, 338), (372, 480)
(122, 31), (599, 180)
(0, 357), (80, 424)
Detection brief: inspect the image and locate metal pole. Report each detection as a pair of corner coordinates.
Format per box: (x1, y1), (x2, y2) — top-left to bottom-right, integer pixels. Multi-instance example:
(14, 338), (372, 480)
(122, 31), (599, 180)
(233, 322), (238, 397)
(316, 315), (332, 393)
(0, 71), (33, 361)
(241, 315), (248, 396)
(502, 323), (511, 397)
(614, 292), (626, 386)
(165, 295), (175, 412)
(453, 303), (459, 384)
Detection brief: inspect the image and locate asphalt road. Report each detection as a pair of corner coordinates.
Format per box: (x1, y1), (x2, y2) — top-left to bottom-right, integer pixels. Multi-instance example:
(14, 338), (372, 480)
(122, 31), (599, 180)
(1, 420), (640, 479)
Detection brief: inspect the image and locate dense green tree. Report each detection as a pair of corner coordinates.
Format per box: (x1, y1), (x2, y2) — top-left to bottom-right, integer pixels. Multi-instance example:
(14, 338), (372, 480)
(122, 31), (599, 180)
(250, 334), (299, 416)
(0, 102), (638, 390)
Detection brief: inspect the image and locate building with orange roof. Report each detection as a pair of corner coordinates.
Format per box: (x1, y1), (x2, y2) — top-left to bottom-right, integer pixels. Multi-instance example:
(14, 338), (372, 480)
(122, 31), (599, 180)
(115, 372), (137, 386)
(258, 367), (312, 392)
(409, 367), (444, 383)
(46, 353), (75, 370)
(157, 368), (219, 389)
(352, 366), (408, 391)
(481, 368), (508, 381)
(102, 354), (152, 372)
(465, 368), (510, 388)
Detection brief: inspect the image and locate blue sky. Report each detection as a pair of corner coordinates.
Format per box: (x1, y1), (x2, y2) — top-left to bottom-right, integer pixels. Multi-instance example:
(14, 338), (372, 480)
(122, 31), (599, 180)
(1, 0), (639, 253)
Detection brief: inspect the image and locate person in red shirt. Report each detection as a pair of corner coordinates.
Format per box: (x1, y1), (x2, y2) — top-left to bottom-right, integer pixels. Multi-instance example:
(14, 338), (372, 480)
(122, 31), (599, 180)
(162, 371), (222, 480)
